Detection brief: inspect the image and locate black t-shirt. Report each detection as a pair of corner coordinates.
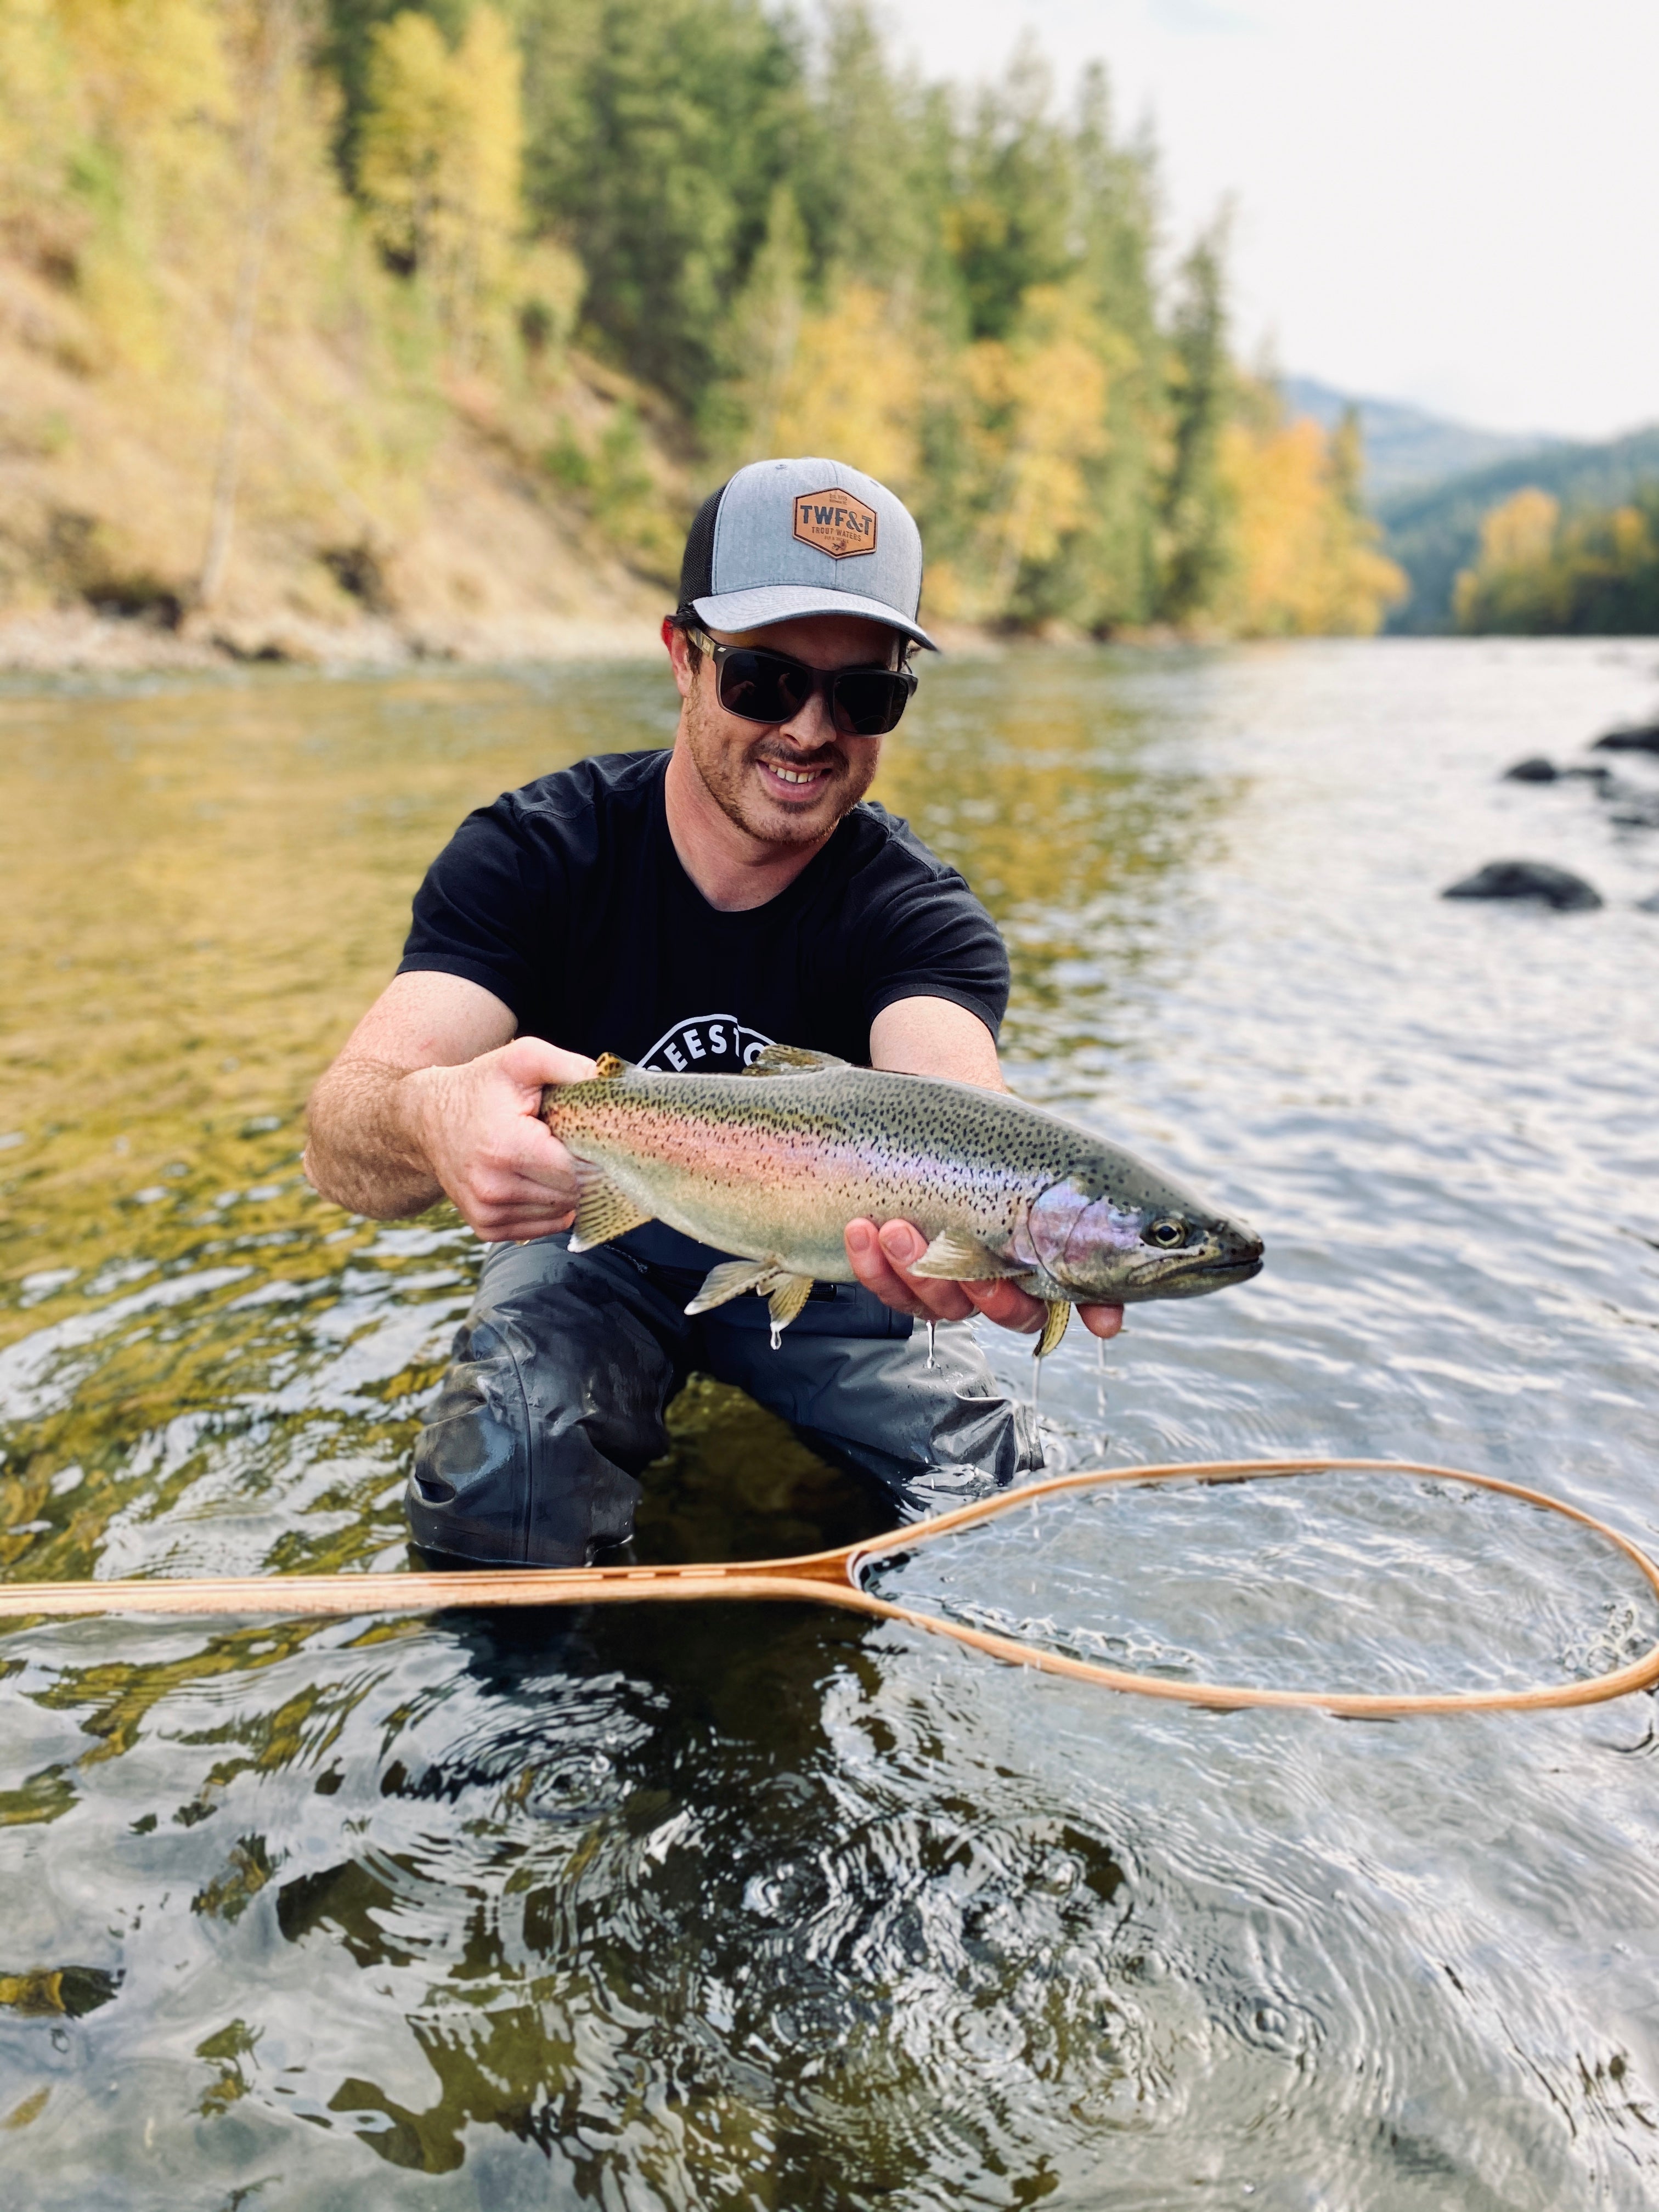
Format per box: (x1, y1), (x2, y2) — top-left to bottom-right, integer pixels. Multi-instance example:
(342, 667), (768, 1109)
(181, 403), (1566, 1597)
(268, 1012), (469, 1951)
(398, 747), (1009, 1269)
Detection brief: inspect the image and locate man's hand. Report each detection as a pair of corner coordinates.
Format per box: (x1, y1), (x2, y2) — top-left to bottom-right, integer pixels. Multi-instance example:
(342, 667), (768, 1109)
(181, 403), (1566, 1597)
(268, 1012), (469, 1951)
(407, 1036), (597, 1243)
(844, 1218), (1124, 1342)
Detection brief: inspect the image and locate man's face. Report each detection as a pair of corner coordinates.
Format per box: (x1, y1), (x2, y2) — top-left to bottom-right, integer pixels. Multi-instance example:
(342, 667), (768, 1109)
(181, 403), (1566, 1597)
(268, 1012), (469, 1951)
(669, 613), (902, 848)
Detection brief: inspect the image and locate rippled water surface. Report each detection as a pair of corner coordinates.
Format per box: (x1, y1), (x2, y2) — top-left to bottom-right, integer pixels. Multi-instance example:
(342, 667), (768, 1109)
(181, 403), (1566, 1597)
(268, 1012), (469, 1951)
(2, 640), (1658, 2208)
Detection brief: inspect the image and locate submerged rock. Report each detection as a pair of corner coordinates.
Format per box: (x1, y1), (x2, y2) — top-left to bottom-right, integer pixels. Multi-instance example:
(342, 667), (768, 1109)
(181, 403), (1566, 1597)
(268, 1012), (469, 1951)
(1502, 755), (1558, 782)
(1441, 860), (1603, 911)
(1593, 723), (1659, 755)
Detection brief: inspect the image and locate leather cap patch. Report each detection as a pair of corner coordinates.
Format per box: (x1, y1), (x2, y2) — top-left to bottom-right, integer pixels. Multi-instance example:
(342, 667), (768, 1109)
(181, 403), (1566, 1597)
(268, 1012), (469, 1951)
(792, 489), (878, 560)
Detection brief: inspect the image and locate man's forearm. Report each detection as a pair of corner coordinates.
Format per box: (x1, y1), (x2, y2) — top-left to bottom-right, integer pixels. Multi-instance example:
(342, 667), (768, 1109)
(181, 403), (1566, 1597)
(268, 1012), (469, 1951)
(304, 1056), (443, 1219)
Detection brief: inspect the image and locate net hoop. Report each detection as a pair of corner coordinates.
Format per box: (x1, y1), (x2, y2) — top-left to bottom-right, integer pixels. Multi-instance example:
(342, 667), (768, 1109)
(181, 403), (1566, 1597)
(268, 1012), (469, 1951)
(0, 1458), (1654, 1718)
(838, 1458), (1659, 1717)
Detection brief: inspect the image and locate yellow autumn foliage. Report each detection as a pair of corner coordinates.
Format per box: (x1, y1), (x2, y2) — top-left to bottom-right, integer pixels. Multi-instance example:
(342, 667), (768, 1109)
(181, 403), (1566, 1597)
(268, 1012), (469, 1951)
(1452, 487), (1659, 633)
(1451, 488), (1561, 632)
(357, 5), (524, 355)
(961, 285), (1115, 611)
(1221, 403), (1406, 636)
(0, 0), (80, 224)
(764, 281), (923, 496)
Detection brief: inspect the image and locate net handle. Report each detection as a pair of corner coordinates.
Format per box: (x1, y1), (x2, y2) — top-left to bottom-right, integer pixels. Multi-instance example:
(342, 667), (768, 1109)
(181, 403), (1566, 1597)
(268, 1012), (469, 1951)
(0, 1459), (1655, 1718)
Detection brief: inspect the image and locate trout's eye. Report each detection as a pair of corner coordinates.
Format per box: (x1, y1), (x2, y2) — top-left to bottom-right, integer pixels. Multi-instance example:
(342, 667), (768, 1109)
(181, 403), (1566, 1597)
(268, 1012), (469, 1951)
(1144, 1217), (1188, 1249)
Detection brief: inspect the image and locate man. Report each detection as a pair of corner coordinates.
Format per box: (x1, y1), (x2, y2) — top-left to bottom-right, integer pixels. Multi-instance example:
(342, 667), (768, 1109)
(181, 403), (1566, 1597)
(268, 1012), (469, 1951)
(305, 456), (1122, 1567)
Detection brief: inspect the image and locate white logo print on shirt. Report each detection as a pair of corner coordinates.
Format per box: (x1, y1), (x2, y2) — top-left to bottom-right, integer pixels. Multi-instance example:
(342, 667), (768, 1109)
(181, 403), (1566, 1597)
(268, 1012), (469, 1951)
(638, 1013), (774, 1074)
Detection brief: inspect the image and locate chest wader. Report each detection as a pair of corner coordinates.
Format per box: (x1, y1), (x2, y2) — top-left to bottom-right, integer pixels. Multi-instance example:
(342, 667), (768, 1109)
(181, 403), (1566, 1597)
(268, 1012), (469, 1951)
(409, 1235), (1043, 1567)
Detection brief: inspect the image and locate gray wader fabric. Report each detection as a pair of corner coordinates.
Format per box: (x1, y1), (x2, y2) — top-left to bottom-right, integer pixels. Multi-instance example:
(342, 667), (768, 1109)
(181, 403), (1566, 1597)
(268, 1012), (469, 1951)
(409, 1234), (1043, 1566)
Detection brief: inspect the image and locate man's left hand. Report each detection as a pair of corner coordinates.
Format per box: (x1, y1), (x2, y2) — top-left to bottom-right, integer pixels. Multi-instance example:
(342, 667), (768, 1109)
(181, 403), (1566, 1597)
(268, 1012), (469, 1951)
(844, 1218), (1124, 1341)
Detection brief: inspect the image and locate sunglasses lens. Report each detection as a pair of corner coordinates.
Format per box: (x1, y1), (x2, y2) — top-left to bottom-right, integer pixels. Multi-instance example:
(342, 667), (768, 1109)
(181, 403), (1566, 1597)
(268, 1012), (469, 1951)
(709, 640), (912, 736)
(717, 650), (813, 724)
(830, 671), (912, 737)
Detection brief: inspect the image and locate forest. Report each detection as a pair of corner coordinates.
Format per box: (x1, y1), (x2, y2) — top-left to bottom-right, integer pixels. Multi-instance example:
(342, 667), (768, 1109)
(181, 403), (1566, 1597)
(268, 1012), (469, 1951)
(1453, 487), (1659, 635)
(0, 0), (1407, 649)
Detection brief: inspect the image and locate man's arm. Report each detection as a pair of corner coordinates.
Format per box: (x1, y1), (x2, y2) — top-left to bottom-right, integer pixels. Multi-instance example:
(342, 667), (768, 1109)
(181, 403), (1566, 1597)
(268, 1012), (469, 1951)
(846, 994), (1124, 1342)
(303, 970), (595, 1240)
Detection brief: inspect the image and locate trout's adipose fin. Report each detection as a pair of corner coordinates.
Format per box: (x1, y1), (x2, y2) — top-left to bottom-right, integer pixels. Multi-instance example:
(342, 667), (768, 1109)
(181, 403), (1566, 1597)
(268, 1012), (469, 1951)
(907, 1227), (1024, 1282)
(742, 1043), (849, 1076)
(568, 1164), (652, 1252)
(1035, 1300), (1071, 1358)
(686, 1259), (816, 1336)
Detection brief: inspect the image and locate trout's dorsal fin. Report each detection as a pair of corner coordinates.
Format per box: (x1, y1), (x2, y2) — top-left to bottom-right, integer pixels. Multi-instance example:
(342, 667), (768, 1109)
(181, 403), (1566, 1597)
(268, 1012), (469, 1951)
(568, 1163), (652, 1252)
(592, 1052), (629, 1079)
(907, 1227), (1024, 1282)
(742, 1043), (848, 1076)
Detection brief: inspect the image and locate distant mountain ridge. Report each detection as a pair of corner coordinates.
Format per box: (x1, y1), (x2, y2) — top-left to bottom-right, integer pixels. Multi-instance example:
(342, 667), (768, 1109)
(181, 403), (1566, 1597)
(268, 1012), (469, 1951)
(1374, 424), (1659, 633)
(1282, 375), (1659, 633)
(1280, 376), (1559, 504)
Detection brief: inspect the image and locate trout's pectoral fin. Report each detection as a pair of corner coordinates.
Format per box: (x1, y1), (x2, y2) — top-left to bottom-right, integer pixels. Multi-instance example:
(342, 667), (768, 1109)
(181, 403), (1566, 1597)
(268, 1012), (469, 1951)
(742, 1043), (849, 1076)
(1035, 1300), (1071, 1358)
(567, 1164), (652, 1252)
(907, 1227), (1025, 1282)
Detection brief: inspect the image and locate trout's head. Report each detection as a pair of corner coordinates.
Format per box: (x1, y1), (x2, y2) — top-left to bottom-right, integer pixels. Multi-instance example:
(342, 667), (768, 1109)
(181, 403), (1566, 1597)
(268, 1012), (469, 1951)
(1013, 1164), (1264, 1305)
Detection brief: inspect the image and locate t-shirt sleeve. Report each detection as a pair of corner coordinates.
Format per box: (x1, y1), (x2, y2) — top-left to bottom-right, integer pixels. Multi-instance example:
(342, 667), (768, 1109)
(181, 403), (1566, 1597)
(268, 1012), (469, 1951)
(856, 841), (1011, 1042)
(397, 797), (554, 1032)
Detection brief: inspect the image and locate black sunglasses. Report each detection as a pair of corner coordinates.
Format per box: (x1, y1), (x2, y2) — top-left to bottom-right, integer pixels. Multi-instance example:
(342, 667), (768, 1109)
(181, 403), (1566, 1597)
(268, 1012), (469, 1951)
(684, 624), (917, 737)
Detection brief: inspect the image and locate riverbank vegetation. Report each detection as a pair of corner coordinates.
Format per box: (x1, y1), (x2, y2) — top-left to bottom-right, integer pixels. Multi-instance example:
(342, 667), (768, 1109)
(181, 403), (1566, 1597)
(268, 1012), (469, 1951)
(1453, 486), (1659, 635)
(0, 0), (1404, 658)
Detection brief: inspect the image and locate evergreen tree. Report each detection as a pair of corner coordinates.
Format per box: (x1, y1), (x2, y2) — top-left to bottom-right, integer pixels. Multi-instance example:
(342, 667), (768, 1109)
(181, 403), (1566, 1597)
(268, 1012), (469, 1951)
(1160, 218), (1232, 624)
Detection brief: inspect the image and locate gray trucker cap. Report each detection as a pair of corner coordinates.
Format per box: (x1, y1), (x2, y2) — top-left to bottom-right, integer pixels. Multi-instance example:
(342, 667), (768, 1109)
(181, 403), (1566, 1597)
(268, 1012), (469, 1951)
(678, 456), (937, 651)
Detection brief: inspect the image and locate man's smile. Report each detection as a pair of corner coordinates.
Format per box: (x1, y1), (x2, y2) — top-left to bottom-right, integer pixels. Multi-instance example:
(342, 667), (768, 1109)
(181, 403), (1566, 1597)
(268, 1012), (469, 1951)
(754, 752), (838, 797)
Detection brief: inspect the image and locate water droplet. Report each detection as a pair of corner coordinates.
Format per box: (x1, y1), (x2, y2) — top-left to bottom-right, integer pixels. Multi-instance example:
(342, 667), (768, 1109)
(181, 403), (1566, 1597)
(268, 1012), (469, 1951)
(926, 1318), (936, 1369)
(769, 1322), (782, 1351)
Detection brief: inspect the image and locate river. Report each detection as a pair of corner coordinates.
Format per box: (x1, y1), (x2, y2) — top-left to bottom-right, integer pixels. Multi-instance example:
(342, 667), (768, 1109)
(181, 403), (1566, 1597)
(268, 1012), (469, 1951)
(1, 639), (1657, 2208)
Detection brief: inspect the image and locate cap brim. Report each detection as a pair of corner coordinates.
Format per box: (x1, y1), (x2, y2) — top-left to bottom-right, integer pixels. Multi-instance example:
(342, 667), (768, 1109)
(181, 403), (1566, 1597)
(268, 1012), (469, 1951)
(691, 584), (938, 652)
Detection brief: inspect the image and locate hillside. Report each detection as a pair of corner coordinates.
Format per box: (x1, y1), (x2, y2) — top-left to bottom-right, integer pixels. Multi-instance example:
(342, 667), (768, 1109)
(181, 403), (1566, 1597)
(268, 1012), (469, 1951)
(0, 0), (1406, 668)
(1377, 425), (1659, 633)
(0, 243), (678, 671)
(1282, 376), (1558, 505)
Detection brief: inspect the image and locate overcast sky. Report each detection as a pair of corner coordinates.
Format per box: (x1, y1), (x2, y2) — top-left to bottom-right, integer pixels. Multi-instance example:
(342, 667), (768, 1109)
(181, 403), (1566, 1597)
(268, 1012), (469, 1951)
(882, 0), (1659, 442)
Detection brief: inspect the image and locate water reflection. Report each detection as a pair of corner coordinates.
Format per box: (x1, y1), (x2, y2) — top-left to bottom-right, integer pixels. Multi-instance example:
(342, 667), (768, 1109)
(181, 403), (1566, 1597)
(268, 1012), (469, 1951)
(870, 1471), (1659, 1698)
(876, 650), (1234, 1068)
(1, 646), (1657, 2207)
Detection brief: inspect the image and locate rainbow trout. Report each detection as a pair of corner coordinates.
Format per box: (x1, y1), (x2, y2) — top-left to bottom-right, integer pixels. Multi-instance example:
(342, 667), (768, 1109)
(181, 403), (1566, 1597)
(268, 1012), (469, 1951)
(540, 1043), (1262, 1356)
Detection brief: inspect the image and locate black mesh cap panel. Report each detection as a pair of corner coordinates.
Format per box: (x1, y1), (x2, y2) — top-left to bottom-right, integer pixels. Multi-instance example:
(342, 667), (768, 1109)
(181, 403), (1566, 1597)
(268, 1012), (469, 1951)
(677, 483), (726, 612)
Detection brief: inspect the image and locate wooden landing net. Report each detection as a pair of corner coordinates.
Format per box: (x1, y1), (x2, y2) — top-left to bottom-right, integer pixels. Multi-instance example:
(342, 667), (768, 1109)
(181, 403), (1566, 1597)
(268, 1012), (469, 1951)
(1, 1459), (1656, 1718)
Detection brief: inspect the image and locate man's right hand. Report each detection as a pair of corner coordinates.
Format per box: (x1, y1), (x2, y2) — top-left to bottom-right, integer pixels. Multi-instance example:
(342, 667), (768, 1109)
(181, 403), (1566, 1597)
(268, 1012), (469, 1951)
(406, 1036), (598, 1243)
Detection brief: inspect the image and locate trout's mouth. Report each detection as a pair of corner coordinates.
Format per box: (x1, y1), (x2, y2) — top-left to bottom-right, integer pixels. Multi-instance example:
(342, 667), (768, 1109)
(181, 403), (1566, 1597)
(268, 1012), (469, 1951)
(1101, 1229), (1265, 1302)
(1106, 1254), (1261, 1303)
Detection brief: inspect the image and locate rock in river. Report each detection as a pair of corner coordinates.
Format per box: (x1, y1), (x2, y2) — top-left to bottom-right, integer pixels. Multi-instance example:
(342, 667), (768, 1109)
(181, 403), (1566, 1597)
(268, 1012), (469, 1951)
(1441, 860), (1603, 911)
(1502, 755), (1558, 782)
(1593, 723), (1659, 756)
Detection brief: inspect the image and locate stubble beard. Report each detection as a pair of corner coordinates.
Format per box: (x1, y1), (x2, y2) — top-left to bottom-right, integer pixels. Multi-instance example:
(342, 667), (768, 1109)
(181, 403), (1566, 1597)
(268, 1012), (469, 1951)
(682, 678), (880, 848)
